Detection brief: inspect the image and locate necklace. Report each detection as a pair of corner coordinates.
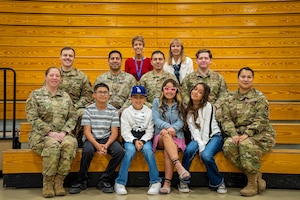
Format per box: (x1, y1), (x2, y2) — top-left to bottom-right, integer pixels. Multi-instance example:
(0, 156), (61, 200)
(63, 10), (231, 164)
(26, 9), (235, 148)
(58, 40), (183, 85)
(134, 56), (144, 80)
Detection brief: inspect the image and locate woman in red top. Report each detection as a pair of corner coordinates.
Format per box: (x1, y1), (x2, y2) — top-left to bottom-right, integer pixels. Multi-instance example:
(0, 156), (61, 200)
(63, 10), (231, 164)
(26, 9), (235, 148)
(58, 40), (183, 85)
(125, 36), (153, 81)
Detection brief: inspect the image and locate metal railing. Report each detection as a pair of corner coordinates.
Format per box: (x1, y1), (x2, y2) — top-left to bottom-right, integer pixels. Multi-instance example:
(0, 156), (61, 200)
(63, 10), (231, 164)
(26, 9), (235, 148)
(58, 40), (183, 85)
(1, 68), (20, 148)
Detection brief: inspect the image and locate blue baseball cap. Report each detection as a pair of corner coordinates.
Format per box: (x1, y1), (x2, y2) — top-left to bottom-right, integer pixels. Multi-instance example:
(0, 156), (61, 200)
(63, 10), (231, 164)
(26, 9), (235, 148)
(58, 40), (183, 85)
(131, 85), (147, 96)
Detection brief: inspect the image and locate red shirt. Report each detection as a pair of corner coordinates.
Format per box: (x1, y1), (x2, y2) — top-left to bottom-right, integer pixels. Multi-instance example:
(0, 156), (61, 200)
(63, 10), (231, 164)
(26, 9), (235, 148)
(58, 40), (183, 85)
(125, 57), (153, 81)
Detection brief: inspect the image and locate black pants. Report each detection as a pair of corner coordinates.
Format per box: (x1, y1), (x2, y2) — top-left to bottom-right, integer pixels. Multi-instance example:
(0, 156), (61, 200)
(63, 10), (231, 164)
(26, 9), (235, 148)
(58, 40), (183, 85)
(77, 138), (124, 184)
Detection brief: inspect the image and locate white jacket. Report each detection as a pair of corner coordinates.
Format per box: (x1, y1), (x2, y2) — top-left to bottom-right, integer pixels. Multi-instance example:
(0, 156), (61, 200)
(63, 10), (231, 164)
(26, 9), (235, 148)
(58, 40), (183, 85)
(121, 105), (154, 143)
(163, 57), (194, 84)
(187, 102), (221, 152)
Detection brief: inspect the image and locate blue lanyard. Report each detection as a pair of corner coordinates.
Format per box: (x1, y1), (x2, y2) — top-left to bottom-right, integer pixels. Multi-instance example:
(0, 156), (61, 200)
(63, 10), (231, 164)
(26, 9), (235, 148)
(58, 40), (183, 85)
(134, 56), (144, 80)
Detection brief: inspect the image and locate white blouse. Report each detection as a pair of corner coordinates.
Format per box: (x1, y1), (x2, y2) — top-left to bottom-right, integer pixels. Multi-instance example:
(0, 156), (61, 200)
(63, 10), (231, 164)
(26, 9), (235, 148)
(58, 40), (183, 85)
(163, 56), (194, 84)
(186, 102), (221, 152)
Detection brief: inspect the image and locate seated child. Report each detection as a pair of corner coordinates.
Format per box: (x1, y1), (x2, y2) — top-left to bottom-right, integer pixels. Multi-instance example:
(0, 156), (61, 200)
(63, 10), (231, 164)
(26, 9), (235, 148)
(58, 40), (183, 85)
(69, 83), (124, 194)
(114, 85), (161, 195)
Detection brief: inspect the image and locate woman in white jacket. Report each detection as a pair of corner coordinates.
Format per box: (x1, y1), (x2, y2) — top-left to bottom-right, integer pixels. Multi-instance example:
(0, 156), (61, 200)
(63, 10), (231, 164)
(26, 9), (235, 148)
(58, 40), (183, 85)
(180, 82), (227, 194)
(163, 38), (194, 85)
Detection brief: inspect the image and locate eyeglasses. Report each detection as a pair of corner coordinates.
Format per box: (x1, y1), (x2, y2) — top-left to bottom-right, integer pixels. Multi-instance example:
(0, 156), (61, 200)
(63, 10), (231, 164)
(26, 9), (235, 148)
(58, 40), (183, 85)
(95, 91), (109, 95)
(163, 87), (177, 92)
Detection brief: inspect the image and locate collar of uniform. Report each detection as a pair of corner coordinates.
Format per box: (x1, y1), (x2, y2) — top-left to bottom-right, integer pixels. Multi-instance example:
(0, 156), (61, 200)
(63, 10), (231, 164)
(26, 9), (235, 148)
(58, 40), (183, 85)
(60, 67), (77, 76)
(151, 70), (164, 77)
(196, 69), (211, 78)
(41, 86), (64, 97)
(107, 71), (123, 79)
(236, 88), (255, 100)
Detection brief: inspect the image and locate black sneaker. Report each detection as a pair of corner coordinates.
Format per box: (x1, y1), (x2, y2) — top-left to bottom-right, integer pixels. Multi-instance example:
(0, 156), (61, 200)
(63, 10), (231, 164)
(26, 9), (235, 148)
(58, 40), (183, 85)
(69, 182), (87, 194)
(96, 181), (114, 193)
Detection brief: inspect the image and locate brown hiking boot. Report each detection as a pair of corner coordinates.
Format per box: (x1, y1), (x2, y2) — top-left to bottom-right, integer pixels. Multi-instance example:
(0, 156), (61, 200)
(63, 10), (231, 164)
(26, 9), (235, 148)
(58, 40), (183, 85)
(54, 174), (66, 196)
(240, 172), (258, 197)
(42, 175), (55, 198)
(257, 172), (266, 193)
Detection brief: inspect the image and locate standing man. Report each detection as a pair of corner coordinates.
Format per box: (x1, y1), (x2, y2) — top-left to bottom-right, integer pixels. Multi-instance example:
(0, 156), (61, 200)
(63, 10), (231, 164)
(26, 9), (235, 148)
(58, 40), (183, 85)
(139, 50), (178, 106)
(94, 50), (137, 115)
(59, 47), (93, 147)
(181, 49), (228, 111)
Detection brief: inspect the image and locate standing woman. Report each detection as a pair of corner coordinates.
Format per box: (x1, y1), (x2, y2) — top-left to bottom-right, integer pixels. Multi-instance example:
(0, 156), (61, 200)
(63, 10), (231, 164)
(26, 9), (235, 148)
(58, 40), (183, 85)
(221, 66), (276, 197)
(163, 38), (194, 84)
(125, 35), (153, 81)
(26, 67), (78, 198)
(152, 78), (191, 194)
(181, 82), (227, 194)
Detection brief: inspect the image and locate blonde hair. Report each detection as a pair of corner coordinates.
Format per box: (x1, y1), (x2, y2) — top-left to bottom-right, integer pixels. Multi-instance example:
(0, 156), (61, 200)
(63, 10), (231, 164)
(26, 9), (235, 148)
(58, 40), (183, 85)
(167, 38), (186, 65)
(131, 35), (145, 47)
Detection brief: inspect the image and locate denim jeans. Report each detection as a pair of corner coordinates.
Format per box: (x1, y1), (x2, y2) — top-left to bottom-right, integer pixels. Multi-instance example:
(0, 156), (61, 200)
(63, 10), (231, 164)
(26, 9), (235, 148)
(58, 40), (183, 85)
(115, 141), (161, 185)
(182, 134), (224, 188)
(77, 138), (124, 184)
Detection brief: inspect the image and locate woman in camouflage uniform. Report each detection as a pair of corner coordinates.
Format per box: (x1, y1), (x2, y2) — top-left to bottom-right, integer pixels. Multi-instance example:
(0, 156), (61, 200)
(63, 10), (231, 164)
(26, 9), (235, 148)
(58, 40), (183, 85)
(26, 67), (78, 198)
(221, 67), (276, 197)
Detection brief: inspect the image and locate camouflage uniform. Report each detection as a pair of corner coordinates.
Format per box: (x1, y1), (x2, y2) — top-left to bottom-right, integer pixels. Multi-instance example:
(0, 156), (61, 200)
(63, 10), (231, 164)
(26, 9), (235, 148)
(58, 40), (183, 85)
(138, 70), (178, 105)
(181, 70), (228, 108)
(26, 86), (78, 176)
(221, 88), (276, 174)
(59, 67), (93, 147)
(94, 71), (136, 111)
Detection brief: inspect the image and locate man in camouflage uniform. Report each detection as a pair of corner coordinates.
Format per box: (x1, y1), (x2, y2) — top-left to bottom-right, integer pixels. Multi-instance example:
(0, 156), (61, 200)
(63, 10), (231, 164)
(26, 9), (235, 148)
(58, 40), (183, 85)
(221, 67), (276, 197)
(94, 50), (136, 115)
(181, 49), (228, 118)
(59, 47), (93, 147)
(26, 67), (78, 198)
(139, 50), (178, 106)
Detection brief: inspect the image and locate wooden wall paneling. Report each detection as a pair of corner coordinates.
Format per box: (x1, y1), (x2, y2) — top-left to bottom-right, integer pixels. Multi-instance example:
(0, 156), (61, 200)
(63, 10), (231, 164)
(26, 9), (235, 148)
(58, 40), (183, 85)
(1, 13), (300, 27)
(2, 83), (300, 101)
(2, 57), (300, 71)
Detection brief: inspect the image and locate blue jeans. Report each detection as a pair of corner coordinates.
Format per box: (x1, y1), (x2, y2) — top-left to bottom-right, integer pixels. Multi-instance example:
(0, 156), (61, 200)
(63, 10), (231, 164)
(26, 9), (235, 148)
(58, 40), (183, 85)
(115, 141), (161, 185)
(182, 134), (224, 188)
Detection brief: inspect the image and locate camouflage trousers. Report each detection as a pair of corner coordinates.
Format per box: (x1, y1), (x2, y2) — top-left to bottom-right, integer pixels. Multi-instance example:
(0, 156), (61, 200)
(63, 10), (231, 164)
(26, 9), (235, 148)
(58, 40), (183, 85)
(30, 134), (78, 176)
(223, 135), (275, 174)
(72, 108), (84, 148)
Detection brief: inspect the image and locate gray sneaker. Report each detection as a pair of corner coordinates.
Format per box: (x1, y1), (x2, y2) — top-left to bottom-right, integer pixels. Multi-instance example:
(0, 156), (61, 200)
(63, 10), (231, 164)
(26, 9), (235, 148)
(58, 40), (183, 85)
(178, 181), (189, 193)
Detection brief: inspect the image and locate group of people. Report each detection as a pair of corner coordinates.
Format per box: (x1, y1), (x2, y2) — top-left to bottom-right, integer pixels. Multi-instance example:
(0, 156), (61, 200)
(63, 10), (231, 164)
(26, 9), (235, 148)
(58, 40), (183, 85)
(25, 36), (276, 198)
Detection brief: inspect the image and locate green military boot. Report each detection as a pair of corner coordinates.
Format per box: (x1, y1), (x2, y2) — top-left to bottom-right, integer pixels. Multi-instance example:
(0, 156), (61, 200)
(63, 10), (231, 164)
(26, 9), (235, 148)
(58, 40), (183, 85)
(42, 175), (55, 198)
(54, 174), (66, 196)
(240, 172), (258, 197)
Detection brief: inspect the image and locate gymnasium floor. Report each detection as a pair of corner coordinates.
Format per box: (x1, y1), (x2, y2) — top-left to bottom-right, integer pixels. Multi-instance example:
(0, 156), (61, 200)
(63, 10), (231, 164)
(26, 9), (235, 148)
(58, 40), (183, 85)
(0, 179), (299, 200)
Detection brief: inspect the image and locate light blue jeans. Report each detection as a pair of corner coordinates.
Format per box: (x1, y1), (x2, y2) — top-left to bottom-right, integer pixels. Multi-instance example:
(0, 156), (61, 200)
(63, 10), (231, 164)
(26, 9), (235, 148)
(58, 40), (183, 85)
(115, 141), (161, 185)
(182, 134), (224, 188)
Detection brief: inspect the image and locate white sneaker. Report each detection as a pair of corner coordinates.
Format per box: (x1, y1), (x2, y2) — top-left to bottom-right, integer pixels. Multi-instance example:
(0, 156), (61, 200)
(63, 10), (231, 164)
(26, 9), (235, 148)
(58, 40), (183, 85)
(178, 181), (189, 193)
(217, 183), (227, 194)
(147, 182), (161, 195)
(114, 183), (127, 195)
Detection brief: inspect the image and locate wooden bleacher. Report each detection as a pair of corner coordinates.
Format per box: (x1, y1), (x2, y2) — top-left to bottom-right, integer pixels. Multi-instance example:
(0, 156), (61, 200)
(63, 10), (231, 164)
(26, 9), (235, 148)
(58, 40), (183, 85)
(1, 0), (300, 189)
(2, 122), (300, 188)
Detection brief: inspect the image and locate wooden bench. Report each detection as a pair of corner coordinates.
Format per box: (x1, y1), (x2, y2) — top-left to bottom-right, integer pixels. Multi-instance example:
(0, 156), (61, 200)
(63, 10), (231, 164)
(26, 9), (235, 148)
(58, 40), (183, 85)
(2, 122), (300, 189)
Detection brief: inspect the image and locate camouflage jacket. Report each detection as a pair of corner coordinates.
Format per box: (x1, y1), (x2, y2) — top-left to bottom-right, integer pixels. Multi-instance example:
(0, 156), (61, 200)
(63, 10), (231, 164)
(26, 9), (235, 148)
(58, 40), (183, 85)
(221, 88), (276, 137)
(94, 71), (137, 111)
(59, 67), (93, 110)
(26, 86), (77, 136)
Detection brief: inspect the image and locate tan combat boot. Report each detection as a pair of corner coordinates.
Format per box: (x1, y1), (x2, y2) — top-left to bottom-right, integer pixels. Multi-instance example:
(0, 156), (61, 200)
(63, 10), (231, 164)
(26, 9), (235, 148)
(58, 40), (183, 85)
(240, 172), (258, 197)
(42, 175), (55, 198)
(54, 174), (66, 196)
(257, 172), (266, 193)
